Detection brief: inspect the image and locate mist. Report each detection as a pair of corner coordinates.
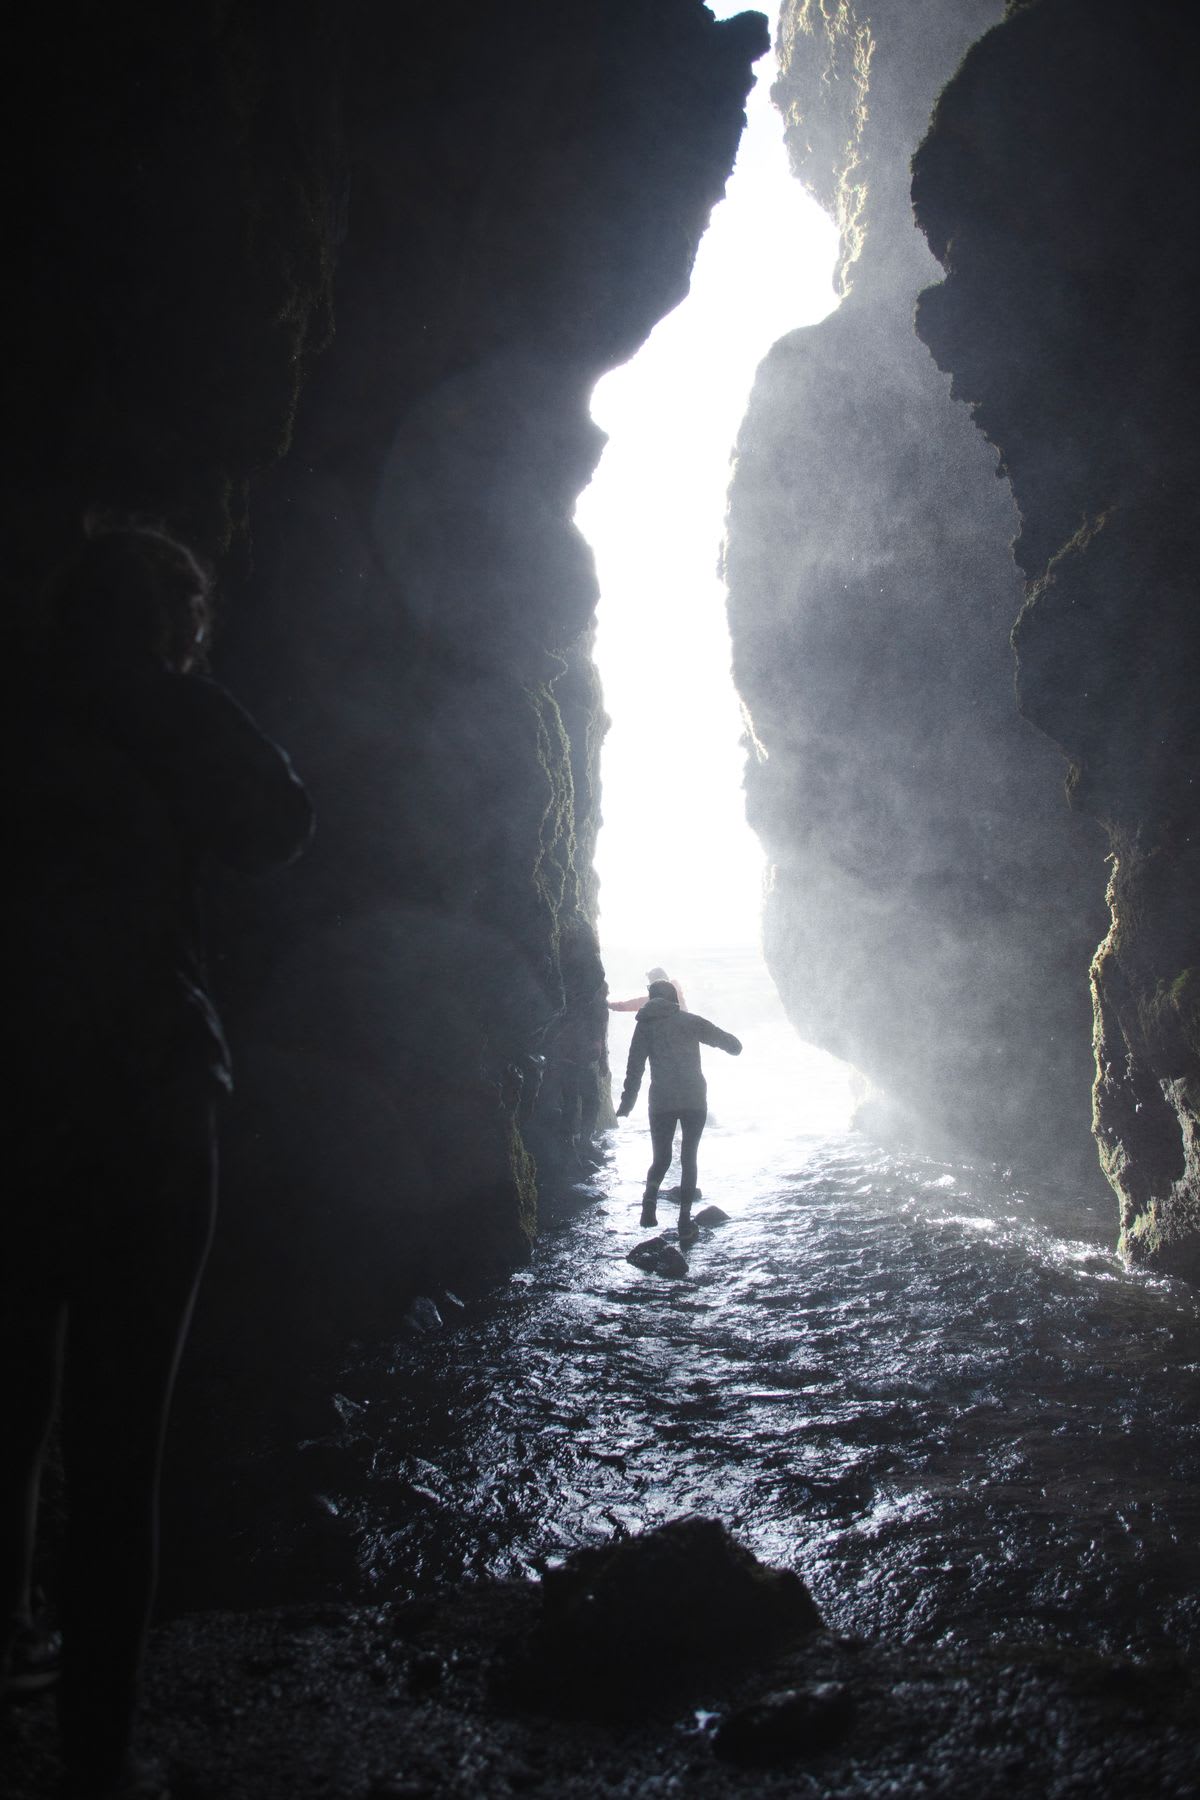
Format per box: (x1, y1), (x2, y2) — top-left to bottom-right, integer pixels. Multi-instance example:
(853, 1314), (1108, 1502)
(722, 0), (1112, 1185)
(7, 1), (1200, 1792)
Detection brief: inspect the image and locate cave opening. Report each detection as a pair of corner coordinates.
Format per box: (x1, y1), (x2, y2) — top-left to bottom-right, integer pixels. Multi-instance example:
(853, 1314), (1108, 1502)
(574, 3), (855, 1132)
(6, 6), (1200, 1793)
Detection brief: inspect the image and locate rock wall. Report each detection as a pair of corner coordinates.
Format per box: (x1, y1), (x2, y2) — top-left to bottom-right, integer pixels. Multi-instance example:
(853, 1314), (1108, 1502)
(4, 2), (769, 1357)
(723, 0), (1110, 1185)
(912, 0), (1200, 1274)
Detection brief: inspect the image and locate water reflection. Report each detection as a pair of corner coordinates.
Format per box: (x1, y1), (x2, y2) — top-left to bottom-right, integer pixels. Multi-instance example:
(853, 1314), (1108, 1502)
(337, 1037), (1200, 1661)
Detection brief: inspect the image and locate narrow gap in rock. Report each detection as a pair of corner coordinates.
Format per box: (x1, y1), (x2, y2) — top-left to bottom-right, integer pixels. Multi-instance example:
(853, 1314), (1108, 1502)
(575, 3), (855, 1131)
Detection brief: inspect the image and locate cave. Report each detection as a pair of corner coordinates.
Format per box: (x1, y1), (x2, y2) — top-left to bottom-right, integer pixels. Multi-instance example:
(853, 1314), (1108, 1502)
(4, 2), (1198, 1795)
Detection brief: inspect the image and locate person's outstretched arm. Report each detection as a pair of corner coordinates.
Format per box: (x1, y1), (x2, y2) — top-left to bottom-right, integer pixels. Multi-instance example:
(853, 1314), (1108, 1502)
(608, 994), (647, 1012)
(694, 1016), (742, 1056)
(616, 1021), (650, 1115)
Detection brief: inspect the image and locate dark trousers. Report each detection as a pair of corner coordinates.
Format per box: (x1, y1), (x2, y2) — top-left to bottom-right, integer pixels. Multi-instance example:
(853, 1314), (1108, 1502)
(645, 1106), (707, 1204)
(1, 1087), (217, 1779)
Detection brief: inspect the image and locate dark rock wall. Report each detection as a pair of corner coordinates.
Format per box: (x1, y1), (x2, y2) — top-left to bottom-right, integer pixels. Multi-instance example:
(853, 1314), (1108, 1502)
(912, 0), (1200, 1274)
(3, 3), (340, 580)
(724, 0), (1108, 1183)
(4, 1), (768, 1353)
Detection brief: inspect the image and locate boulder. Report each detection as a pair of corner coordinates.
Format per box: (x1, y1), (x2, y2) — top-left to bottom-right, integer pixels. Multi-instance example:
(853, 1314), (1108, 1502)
(498, 1518), (823, 1715)
(625, 1236), (690, 1279)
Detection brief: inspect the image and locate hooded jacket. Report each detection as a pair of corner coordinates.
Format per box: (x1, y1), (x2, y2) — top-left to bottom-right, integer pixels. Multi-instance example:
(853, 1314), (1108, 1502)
(618, 993), (741, 1115)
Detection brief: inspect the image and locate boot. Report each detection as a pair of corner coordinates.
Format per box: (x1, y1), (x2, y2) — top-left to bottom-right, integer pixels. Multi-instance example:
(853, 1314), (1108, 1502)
(640, 1190), (658, 1228)
(678, 1196), (698, 1243)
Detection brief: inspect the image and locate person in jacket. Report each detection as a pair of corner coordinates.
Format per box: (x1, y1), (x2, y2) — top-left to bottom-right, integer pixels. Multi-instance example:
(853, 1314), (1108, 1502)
(615, 980), (741, 1236)
(1, 523), (313, 1798)
(607, 964), (687, 1013)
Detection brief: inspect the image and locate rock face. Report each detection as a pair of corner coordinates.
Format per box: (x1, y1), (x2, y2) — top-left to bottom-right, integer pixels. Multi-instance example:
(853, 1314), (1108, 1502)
(4, 2), (769, 1356)
(912, 0), (1200, 1275)
(723, 0), (1109, 1185)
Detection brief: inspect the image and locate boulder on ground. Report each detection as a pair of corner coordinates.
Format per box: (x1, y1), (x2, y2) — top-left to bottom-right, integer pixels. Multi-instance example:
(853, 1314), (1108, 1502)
(401, 1297), (443, 1336)
(626, 1236), (689, 1278)
(496, 1518), (823, 1715)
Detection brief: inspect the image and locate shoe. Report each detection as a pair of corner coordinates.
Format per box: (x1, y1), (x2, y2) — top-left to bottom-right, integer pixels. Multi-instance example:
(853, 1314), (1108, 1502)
(3, 1620), (62, 1696)
(640, 1204), (658, 1228)
(678, 1203), (698, 1244)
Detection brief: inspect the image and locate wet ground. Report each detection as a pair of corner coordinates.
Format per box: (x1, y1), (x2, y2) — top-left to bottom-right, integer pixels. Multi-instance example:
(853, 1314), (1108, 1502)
(9, 1021), (1200, 1795)
(288, 1021), (1200, 1666)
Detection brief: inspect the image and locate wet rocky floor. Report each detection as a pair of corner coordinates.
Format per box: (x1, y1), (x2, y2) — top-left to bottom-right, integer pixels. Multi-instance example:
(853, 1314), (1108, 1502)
(6, 1575), (1200, 1799)
(7, 1078), (1200, 1794)
(220, 1107), (1200, 1663)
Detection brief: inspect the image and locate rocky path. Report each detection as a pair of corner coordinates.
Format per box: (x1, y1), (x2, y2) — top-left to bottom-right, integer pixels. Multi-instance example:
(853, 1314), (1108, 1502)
(8, 1098), (1200, 1795)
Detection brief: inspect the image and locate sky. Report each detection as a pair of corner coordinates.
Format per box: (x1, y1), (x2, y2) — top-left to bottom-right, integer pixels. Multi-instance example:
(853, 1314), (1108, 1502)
(575, 2), (840, 974)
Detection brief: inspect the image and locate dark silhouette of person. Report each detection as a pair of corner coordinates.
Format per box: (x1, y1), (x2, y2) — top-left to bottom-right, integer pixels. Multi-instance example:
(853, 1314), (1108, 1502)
(615, 980), (741, 1237)
(0, 524), (312, 1796)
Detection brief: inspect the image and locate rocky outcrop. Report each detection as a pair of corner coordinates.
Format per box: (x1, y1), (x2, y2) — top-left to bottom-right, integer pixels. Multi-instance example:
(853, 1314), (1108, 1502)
(4, 2), (769, 1356)
(912, 0), (1200, 1275)
(723, 0), (1108, 1184)
(499, 1517), (822, 1713)
(11, 1537), (1200, 1796)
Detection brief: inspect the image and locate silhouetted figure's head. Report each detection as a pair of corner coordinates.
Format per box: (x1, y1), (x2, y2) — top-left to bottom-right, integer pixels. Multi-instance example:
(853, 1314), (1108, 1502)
(46, 522), (212, 673)
(647, 979), (678, 1004)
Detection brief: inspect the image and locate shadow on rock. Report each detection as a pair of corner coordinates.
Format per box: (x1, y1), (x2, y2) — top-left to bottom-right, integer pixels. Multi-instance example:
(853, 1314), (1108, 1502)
(494, 1517), (822, 1717)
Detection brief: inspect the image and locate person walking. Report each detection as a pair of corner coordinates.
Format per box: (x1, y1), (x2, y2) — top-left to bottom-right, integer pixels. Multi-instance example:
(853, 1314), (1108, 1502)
(615, 980), (741, 1239)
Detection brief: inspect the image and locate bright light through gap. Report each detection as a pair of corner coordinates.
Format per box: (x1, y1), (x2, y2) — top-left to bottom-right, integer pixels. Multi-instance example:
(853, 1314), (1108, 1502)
(574, 6), (857, 1134)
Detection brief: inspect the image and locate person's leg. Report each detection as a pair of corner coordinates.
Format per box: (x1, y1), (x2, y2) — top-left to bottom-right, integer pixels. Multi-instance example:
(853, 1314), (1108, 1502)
(57, 1094), (217, 1787)
(677, 1107), (708, 1235)
(642, 1110), (678, 1225)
